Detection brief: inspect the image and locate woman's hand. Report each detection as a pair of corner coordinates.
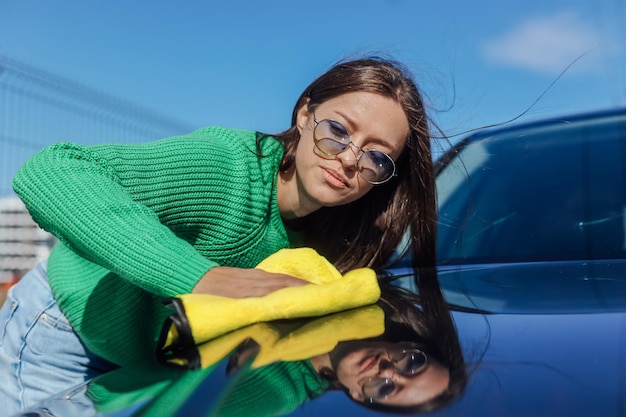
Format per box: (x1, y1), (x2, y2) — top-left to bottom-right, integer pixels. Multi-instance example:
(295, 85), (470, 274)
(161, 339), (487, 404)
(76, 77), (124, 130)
(192, 266), (308, 298)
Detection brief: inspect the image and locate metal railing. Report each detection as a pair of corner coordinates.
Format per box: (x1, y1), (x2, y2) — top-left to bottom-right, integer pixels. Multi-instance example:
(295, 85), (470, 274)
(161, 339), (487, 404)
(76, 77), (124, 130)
(0, 55), (195, 281)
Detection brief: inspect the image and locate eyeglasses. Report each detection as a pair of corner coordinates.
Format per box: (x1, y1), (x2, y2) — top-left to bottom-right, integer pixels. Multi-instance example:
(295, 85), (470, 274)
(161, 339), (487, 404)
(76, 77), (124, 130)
(313, 117), (397, 185)
(362, 348), (427, 403)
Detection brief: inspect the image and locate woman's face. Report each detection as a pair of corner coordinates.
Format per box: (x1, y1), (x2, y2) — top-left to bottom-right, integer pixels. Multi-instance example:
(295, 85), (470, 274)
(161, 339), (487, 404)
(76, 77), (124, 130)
(286, 91), (408, 217)
(330, 340), (450, 407)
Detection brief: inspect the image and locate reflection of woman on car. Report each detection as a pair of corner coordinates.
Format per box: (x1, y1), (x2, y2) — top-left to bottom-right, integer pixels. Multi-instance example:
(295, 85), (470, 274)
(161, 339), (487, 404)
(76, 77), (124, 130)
(314, 292), (465, 413)
(0, 55), (444, 415)
(21, 285), (464, 417)
(219, 285), (467, 416)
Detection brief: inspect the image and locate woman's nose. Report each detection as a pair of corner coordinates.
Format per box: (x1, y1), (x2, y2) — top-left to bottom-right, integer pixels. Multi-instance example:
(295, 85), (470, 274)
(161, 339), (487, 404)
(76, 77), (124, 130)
(335, 144), (359, 168)
(376, 359), (396, 379)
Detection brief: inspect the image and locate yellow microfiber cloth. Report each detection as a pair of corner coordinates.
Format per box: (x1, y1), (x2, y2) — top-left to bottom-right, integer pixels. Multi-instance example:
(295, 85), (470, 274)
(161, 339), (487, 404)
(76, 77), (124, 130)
(157, 248), (381, 369)
(249, 304), (384, 367)
(193, 304), (384, 370)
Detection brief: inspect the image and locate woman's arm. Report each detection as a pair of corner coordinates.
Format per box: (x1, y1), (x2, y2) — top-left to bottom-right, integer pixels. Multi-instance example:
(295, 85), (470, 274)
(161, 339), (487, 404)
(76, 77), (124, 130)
(13, 140), (215, 295)
(194, 267), (306, 298)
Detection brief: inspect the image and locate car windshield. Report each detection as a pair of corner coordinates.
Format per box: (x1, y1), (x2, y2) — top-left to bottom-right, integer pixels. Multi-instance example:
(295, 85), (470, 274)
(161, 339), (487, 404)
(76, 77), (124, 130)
(436, 113), (626, 265)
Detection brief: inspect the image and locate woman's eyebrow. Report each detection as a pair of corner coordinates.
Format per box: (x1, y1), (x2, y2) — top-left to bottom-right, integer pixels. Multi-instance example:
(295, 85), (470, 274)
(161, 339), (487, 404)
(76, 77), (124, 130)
(334, 110), (395, 149)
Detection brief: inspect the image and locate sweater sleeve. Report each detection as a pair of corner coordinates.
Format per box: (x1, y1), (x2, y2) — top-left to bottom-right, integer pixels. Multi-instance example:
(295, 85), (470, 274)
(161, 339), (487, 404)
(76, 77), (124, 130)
(12, 128), (268, 295)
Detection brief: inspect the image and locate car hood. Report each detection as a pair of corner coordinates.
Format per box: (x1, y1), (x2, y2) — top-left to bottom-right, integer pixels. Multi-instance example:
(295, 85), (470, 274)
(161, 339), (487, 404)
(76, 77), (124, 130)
(12, 260), (626, 417)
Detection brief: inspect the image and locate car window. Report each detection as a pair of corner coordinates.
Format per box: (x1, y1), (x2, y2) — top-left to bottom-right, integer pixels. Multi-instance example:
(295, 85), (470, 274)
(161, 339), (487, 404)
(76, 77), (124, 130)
(437, 113), (626, 264)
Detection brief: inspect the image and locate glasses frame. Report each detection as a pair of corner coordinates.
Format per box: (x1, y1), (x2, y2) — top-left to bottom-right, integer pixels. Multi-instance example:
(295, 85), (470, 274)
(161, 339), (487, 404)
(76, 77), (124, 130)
(362, 348), (428, 403)
(312, 117), (397, 185)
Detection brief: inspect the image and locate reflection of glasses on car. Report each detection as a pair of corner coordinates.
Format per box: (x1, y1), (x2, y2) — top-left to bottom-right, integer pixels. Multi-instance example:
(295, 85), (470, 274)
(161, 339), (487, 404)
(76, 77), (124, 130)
(362, 349), (428, 403)
(313, 116), (397, 185)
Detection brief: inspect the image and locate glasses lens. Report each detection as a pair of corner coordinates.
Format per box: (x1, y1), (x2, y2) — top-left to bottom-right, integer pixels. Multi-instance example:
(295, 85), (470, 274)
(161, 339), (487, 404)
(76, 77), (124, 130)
(314, 119), (350, 155)
(362, 377), (395, 401)
(395, 349), (427, 375)
(358, 151), (395, 184)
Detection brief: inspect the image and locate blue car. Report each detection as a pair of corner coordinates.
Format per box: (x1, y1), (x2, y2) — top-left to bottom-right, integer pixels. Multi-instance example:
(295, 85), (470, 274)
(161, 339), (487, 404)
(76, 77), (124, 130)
(10, 107), (626, 417)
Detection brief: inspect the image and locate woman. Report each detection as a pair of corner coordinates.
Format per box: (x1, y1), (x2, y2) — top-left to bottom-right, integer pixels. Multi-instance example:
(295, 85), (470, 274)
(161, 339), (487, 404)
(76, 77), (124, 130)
(0, 56), (439, 414)
(316, 284), (467, 414)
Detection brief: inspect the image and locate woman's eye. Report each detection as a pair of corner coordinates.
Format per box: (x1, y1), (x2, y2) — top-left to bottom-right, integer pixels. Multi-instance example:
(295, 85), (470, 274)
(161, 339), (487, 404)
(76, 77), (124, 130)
(358, 166), (378, 179)
(379, 383), (396, 398)
(401, 352), (427, 374)
(328, 121), (348, 138)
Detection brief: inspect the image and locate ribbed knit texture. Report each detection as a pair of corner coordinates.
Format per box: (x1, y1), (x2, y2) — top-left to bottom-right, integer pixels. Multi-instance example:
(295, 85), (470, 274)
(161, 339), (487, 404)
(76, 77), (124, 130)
(214, 360), (329, 417)
(87, 360), (328, 417)
(12, 126), (289, 367)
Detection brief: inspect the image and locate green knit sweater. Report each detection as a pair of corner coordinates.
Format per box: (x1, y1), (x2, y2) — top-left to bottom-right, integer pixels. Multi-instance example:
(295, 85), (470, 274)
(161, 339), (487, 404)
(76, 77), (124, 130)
(87, 360), (329, 417)
(12, 126), (290, 367)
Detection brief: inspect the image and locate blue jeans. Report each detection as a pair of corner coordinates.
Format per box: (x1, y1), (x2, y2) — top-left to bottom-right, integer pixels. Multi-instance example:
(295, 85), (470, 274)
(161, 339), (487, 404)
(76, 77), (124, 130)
(0, 261), (117, 416)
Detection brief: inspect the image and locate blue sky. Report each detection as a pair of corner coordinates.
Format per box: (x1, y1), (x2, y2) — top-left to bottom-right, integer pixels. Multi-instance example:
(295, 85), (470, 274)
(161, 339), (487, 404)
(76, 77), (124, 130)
(1, 0), (625, 159)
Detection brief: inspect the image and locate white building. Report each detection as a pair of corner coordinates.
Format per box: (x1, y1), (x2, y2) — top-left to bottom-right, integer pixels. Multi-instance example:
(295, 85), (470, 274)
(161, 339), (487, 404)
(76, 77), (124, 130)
(0, 196), (55, 283)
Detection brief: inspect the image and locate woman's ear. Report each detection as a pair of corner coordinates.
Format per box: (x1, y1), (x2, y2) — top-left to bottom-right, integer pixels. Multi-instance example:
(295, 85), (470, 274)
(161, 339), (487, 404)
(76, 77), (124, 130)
(295, 99), (311, 135)
(349, 389), (365, 402)
(318, 366), (337, 381)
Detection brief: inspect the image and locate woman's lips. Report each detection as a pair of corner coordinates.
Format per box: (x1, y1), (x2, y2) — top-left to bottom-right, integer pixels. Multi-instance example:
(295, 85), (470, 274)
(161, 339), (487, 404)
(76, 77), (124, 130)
(359, 354), (378, 374)
(322, 168), (348, 188)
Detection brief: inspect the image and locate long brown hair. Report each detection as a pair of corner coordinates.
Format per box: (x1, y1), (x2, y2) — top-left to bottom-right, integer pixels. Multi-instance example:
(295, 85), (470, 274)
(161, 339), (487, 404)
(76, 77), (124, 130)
(320, 283), (467, 413)
(275, 57), (437, 277)
(371, 283), (467, 414)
